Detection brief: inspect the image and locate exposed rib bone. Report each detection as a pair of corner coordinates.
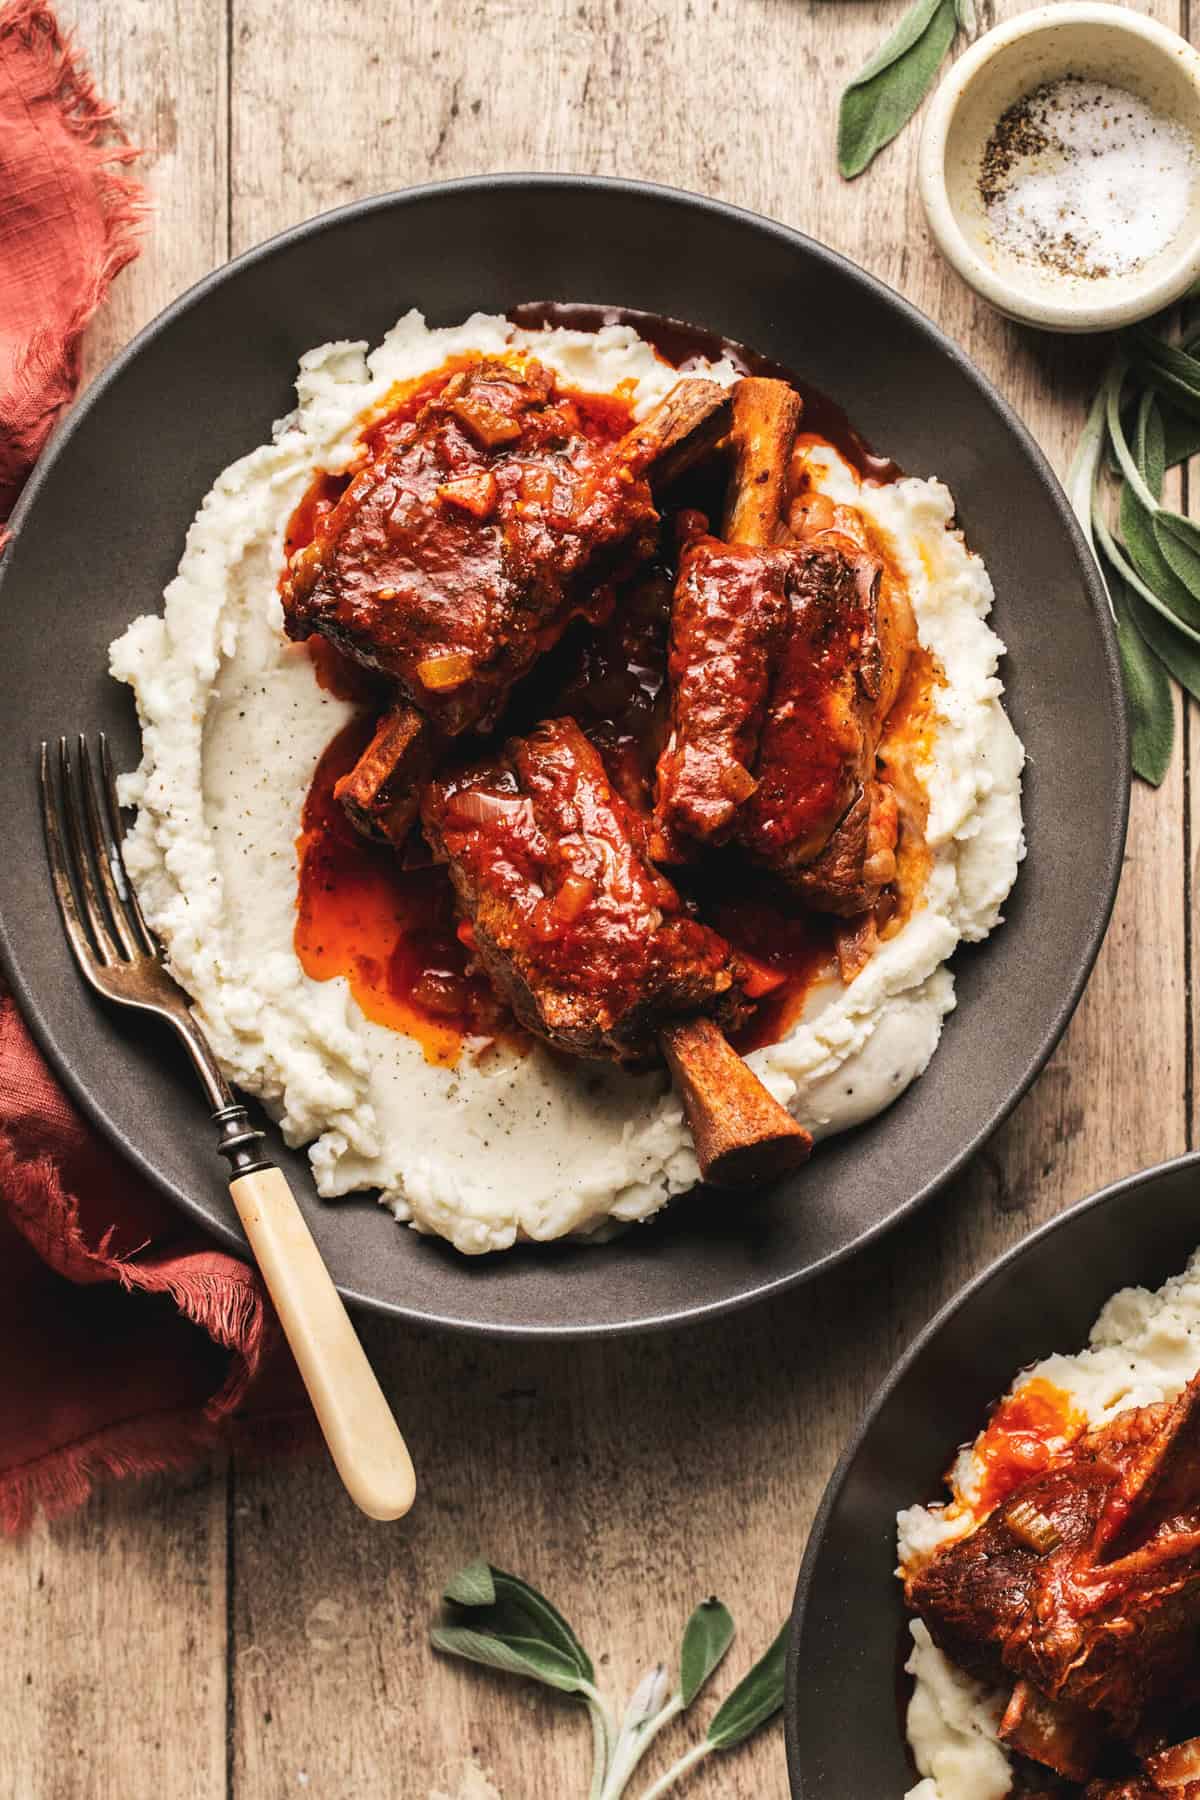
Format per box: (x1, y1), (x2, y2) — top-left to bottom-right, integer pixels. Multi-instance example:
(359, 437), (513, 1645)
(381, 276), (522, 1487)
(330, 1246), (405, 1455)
(333, 704), (442, 846)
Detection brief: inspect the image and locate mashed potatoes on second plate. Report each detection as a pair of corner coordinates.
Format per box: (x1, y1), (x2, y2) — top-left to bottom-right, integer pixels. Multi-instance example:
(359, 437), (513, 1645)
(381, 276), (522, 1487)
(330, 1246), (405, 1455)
(109, 310), (1024, 1255)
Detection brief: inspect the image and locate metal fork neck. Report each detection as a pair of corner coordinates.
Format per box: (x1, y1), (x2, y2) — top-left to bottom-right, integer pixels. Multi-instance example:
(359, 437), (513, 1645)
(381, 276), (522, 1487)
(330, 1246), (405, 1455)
(213, 1104), (271, 1179)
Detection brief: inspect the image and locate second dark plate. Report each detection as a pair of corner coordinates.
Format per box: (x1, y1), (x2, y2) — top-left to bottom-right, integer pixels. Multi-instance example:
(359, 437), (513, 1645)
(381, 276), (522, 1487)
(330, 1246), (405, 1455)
(786, 1152), (1200, 1795)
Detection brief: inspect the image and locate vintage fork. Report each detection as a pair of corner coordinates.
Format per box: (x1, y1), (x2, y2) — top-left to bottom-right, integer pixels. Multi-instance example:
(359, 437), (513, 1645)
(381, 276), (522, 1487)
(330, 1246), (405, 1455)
(40, 734), (416, 1521)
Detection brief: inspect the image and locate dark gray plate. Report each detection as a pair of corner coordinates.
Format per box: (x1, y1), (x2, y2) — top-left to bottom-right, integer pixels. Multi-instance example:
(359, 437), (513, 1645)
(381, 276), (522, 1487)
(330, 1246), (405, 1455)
(785, 1153), (1200, 1795)
(0, 175), (1126, 1336)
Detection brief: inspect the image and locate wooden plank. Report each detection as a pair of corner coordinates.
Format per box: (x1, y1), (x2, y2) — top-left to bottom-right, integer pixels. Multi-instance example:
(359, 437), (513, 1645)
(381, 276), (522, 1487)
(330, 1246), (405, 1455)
(0, 5), (230, 1799)
(0, 1472), (227, 1800)
(68, 0), (230, 383)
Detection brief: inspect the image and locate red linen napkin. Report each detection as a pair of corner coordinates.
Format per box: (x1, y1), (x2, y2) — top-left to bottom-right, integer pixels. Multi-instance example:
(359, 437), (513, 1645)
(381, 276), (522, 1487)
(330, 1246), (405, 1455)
(0, 2), (312, 1533)
(0, 1), (146, 522)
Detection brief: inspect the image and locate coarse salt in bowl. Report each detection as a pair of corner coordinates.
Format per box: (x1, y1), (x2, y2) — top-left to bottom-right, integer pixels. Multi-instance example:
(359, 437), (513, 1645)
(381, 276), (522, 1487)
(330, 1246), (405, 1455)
(919, 3), (1200, 332)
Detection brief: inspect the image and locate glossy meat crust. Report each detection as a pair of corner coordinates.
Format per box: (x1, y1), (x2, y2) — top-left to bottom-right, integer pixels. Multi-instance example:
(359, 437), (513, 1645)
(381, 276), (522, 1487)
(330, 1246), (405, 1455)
(281, 356), (729, 737)
(421, 717), (749, 1066)
(653, 375), (910, 918)
(908, 1375), (1200, 1782)
(654, 534), (790, 848)
(735, 538), (885, 876)
(655, 532), (904, 915)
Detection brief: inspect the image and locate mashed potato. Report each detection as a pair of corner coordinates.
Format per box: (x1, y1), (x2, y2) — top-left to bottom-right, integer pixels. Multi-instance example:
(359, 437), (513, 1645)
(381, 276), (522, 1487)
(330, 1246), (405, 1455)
(109, 310), (1024, 1255)
(897, 1247), (1200, 1800)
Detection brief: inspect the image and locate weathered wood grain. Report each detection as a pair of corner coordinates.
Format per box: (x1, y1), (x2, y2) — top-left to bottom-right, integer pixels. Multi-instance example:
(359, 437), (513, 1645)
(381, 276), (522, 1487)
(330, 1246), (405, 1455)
(3, 0), (1194, 1794)
(71, 0), (230, 381)
(0, 1471), (228, 1800)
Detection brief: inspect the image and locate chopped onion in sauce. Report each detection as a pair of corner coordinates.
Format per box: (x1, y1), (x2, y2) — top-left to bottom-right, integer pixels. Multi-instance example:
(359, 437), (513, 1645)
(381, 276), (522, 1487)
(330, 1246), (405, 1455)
(1005, 1498), (1062, 1554)
(553, 875), (595, 922)
(443, 788), (528, 829)
(416, 652), (473, 691)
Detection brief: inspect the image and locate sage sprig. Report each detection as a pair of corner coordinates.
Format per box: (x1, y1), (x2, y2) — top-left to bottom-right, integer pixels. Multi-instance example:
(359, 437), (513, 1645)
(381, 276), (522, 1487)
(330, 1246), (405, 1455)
(838, 0), (973, 179)
(431, 1561), (784, 1798)
(1068, 289), (1200, 784)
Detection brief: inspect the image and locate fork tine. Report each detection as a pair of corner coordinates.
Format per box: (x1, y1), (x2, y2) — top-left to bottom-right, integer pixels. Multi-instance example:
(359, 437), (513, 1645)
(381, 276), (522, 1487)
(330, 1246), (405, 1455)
(77, 736), (139, 960)
(58, 737), (120, 966)
(99, 732), (156, 955)
(40, 741), (107, 981)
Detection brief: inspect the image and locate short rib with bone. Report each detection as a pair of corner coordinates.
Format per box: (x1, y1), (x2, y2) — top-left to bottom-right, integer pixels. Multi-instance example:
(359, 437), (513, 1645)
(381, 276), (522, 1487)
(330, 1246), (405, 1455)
(281, 355), (732, 844)
(421, 716), (811, 1186)
(907, 1372), (1200, 1791)
(653, 377), (910, 920)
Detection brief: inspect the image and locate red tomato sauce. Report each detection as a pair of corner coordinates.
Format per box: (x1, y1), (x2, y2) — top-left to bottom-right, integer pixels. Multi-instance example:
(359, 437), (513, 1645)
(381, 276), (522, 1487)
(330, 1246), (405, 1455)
(971, 1378), (1085, 1512)
(294, 716), (520, 1066)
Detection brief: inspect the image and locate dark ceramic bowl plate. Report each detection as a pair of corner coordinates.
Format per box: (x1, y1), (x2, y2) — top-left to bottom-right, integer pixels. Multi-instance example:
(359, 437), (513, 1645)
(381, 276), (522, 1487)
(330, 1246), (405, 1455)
(785, 1152), (1200, 1795)
(0, 175), (1126, 1335)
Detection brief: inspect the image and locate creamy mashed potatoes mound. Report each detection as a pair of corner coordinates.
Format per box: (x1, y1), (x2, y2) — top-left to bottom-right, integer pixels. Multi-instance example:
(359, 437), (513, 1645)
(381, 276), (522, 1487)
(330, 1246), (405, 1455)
(110, 310), (1024, 1255)
(897, 1248), (1200, 1800)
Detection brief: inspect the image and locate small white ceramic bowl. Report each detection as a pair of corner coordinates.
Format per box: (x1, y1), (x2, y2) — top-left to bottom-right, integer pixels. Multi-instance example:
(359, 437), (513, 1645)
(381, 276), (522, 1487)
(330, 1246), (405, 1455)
(919, 3), (1200, 331)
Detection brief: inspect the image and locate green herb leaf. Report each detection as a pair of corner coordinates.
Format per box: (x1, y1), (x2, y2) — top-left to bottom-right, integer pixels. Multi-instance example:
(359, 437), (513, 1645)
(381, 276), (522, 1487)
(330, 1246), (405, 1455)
(837, 0), (958, 178)
(843, 0), (946, 87)
(705, 1624), (789, 1750)
(1113, 492), (1200, 635)
(1154, 511), (1200, 603)
(1136, 389), (1166, 498)
(621, 1662), (672, 1735)
(444, 1559), (496, 1607)
(1130, 591), (1200, 706)
(1133, 328), (1200, 420)
(1161, 400), (1200, 470)
(680, 1600), (735, 1708)
(430, 1626), (592, 1694)
(1067, 380), (1116, 618)
(1112, 579), (1175, 786)
(1115, 395), (1200, 629)
(953, 0), (976, 31)
(1119, 480), (1178, 604)
(441, 1561), (595, 1683)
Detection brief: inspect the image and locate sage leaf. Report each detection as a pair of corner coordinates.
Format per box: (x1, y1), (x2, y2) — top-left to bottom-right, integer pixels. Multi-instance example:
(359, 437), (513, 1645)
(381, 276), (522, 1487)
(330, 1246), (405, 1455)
(1067, 380), (1116, 618)
(430, 1626), (591, 1694)
(444, 1559), (497, 1607)
(441, 1561), (595, 1683)
(1111, 495), (1200, 638)
(621, 1662), (672, 1735)
(843, 0), (946, 86)
(1131, 591), (1200, 706)
(954, 0), (976, 31)
(1153, 511), (1200, 603)
(838, 0), (958, 178)
(680, 1599), (735, 1708)
(1133, 328), (1200, 419)
(1108, 504), (1200, 644)
(1116, 396), (1200, 629)
(705, 1623), (789, 1750)
(1105, 360), (1159, 516)
(1135, 389), (1165, 498)
(1161, 401), (1200, 469)
(1112, 579), (1175, 786)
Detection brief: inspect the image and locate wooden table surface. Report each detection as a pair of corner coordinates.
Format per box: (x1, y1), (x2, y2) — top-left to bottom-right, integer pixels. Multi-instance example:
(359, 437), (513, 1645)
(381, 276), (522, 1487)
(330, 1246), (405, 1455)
(5, 0), (1196, 1794)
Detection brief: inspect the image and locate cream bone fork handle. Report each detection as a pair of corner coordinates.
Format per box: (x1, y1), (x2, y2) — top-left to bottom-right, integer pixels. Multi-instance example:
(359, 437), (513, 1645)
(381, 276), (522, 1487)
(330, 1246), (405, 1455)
(39, 734), (416, 1522)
